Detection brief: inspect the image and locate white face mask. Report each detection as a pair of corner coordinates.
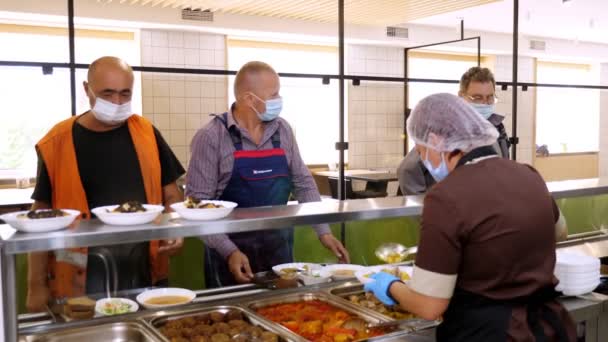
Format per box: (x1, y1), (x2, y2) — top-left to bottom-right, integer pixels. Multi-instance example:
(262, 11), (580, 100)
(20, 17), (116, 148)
(91, 97), (133, 125)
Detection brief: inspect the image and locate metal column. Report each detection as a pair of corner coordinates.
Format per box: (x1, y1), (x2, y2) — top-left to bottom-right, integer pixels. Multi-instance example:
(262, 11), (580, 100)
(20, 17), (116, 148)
(403, 48), (409, 155)
(511, 0), (519, 160)
(1, 249), (18, 342)
(337, 0), (346, 202)
(477, 37), (481, 66)
(68, 0), (76, 117)
(337, 0), (347, 245)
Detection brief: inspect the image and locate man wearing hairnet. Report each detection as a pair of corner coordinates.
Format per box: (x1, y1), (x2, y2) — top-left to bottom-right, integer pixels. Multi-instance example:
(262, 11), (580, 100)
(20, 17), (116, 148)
(364, 93), (574, 342)
(397, 67), (510, 195)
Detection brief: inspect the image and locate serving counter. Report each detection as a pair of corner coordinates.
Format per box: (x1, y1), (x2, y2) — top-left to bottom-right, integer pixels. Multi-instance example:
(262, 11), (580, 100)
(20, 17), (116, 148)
(13, 279), (608, 342)
(2, 177), (608, 341)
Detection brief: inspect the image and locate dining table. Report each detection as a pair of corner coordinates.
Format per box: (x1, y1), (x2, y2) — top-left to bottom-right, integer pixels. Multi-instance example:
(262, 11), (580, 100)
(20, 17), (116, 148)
(313, 169), (398, 197)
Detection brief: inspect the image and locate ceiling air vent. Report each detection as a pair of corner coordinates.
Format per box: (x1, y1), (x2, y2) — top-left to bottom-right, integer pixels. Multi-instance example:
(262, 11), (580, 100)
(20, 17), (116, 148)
(529, 40), (546, 51)
(386, 26), (408, 39)
(182, 8), (214, 22)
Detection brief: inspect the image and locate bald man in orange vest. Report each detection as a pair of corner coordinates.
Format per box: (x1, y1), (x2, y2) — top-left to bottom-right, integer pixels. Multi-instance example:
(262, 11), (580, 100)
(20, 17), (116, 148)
(27, 56), (185, 312)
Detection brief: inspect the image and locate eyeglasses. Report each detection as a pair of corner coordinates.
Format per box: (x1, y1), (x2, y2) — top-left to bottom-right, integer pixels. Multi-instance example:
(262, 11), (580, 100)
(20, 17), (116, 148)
(465, 94), (499, 105)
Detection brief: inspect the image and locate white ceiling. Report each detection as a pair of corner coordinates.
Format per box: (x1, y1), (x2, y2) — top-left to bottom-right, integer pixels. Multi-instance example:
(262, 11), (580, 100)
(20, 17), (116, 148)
(411, 0), (608, 44)
(104, 0), (499, 26)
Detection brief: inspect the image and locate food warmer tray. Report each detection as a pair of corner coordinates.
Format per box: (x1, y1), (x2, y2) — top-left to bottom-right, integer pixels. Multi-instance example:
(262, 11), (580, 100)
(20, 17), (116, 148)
(19, 321), (163, 342)
(18, 281), (437, 342)
(141, 305), (301, 342)
(325, 283), (441, 332)
(244, 291), (417, 341)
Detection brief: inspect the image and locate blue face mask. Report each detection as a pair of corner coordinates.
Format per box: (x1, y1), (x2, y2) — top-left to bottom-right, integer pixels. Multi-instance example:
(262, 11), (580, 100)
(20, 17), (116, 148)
(422, 148), (450, 182)
(250, 94), (283, 122)
(470, 103), (495, 120)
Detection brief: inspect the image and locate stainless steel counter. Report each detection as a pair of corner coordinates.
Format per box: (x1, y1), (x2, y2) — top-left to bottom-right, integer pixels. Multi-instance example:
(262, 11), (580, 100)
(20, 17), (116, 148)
(16, 279), (608, 342)
(2, 177), (608, 255)
(547, 177), (608, 199)
(0, 196), (424, 254)
(3, 177), (608, 341)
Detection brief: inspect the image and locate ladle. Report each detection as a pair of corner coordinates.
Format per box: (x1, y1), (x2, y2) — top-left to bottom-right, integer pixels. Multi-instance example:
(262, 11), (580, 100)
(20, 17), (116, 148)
(375, 243), (417, 264)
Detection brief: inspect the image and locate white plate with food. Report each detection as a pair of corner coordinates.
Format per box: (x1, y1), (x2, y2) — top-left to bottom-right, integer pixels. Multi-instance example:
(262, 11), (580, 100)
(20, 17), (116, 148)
(271, 262), (329, 284)
(136, 287), (196, 310)
(355, 265), (413, 285)
(0, 209), (81, 233)
(171, 197), (237, 221)
(319, 264), (366, 280)
(95, 297), (139, 316)
(91, 202), (164, 226)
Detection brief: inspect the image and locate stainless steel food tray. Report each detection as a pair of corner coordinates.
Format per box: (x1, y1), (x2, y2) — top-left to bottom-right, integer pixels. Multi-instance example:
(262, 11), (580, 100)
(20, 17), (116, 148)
(19, 321), (163, 342)
(326, 283), (441, 332)
(142, 305), (301, 342)
(245, 291), (415, 342)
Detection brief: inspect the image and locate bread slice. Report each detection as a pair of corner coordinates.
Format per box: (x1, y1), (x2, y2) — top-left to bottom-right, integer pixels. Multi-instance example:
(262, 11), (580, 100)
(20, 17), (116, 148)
(64, 296), (95, 319)
(66, 296), (95, 311)
(64, 304), (94, 319)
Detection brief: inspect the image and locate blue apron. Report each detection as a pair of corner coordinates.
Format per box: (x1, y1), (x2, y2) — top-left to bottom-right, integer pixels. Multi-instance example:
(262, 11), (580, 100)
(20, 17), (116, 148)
(204, 113), (294, 288)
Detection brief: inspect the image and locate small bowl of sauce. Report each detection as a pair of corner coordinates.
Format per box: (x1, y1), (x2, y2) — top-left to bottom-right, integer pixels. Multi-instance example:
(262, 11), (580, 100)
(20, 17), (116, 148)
(136, 288), (196, 309)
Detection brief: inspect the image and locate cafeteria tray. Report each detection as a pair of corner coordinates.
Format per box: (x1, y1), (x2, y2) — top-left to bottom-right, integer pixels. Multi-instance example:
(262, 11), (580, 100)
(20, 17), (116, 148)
(19, 321), (163, 342)
(143, 305), (300, 341)
(246, 291), (415, 341)
(327, 283), (441, 332)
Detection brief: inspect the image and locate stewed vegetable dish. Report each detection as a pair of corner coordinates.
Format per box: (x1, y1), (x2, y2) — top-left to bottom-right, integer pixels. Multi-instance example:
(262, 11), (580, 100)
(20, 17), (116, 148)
(255, 300), (394, 342)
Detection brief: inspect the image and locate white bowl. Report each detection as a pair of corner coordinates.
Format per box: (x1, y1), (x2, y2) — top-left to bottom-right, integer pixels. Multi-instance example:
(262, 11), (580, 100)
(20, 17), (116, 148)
(556, 271), (600, 283)
(319, 264), (365, 280)
(272, 262), (317, 276)
(556, 251), (600, 272)
(271, 263), (330, 285)
(92, 205), (164, 226)
(298, 269), (331, 285)
(95, 297), (139, 316)
(355, 265), (413, 285)
(557, 281), (600, 296)
(0, 209), (80, 233)
(136, 287), (196, 310)
(170, 201), (237, 221)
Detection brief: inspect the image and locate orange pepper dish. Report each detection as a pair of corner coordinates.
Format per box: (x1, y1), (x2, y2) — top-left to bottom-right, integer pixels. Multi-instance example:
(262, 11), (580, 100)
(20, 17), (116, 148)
(255, 300), (394, 342)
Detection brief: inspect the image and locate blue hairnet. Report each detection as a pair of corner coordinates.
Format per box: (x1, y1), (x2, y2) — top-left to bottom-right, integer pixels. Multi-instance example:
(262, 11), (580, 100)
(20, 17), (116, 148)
(406, 93), (499, 152)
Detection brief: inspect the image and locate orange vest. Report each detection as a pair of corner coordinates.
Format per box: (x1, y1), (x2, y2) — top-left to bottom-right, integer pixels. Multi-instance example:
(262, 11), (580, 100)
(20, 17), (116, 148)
(36, 114), (168, 299)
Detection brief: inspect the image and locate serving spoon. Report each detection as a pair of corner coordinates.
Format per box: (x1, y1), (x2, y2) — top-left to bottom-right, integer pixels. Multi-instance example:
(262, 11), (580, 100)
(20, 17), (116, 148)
(375, 243), (418, 264)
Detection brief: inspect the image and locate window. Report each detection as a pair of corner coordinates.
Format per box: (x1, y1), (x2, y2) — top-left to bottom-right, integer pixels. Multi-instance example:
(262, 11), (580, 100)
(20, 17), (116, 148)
(535, 61), (599, 153)
(0, 24), (140, 177)
(227, 40), (343, 165)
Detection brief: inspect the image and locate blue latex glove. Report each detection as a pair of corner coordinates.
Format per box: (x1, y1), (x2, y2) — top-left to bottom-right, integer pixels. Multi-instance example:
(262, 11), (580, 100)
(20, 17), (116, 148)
(364, 272), (401, 306)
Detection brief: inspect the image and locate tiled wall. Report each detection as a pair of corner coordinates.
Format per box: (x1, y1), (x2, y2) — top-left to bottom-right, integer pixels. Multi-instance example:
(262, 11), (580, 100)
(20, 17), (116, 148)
(347, 45), (405, 171)
(494, 55), (536, 165)
(140, 29), (228, 168)
(599, 64), (608, 177)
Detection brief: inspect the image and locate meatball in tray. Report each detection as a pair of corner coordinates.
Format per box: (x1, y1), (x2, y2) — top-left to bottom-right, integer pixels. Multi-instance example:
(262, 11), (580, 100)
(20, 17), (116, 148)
(146, 305), (298, 342)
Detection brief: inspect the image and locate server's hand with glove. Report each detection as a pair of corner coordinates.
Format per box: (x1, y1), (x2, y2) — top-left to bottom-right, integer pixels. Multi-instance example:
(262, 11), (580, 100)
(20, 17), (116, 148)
(363, 272), (403, 306)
